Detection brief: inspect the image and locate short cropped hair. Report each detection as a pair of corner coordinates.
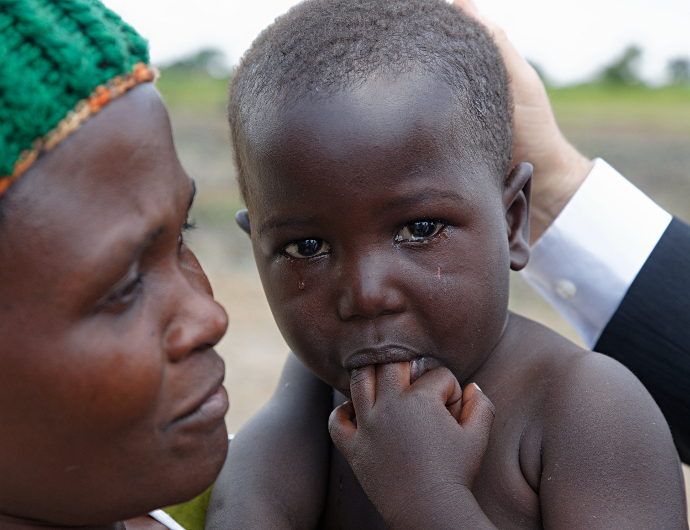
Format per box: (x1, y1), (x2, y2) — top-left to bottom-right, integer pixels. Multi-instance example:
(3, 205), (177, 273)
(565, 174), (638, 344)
(229, 0), (513, 204)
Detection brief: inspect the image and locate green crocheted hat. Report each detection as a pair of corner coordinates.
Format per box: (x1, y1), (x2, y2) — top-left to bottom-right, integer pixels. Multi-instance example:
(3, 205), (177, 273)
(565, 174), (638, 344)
(0, 0), (156, 195)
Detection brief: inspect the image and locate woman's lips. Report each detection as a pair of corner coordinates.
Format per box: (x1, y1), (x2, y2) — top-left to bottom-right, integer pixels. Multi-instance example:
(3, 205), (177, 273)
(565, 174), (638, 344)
(199, 385), (229, 418)
(172, 385), (229, 428)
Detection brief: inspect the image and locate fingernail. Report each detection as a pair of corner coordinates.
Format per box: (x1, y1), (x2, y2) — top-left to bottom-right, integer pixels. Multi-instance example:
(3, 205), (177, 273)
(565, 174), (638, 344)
(473, 382), (483, 393)
(409, 358), (426, 385)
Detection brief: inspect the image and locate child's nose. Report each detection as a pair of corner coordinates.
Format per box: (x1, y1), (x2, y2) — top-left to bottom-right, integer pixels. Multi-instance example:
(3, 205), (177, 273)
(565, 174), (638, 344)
(163, 258), (229, 362)
(336, 252), (406, 321)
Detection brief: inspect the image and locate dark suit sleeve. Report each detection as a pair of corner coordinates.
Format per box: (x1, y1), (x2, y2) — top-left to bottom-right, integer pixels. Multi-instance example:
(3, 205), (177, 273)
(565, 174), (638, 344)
(595, 217), (690, 463)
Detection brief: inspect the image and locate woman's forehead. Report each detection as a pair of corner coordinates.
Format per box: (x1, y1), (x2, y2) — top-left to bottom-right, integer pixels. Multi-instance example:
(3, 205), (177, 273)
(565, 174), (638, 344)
(0, 85), (190, 288)
(9, 86), (184, 217)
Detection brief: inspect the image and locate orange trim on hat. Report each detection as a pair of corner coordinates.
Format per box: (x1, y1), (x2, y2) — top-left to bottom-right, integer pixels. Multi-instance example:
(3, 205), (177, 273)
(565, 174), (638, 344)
(0, 63), (158, 197)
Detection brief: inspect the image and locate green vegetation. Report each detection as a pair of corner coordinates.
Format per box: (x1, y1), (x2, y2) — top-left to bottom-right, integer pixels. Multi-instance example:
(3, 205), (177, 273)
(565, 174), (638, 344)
(541, 43), (690, 133)
(155, 49), (232, 114)
(192, 191), (245, 226)
(156, 69), (690, 134)
(668, 58), (690, 86)
(155, 47), (690, 134)
(156, 68), (231, 114)
(548, 83), (690, 133)
(598, 45), (643, 86)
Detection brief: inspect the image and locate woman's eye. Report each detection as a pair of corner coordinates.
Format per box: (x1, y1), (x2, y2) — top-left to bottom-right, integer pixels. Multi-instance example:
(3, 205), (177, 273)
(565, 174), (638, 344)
(178, 218), (197, 248)
(117, 275), (143, 302)
(396, 221), (443, 242)
(283, 239), (330, 259)
(182, 218), (197, 232)
(100, 274), (144, 312)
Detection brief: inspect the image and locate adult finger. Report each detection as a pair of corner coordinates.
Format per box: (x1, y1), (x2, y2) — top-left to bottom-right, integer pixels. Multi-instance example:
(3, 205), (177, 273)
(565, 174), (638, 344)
(328, 401), (357, 460)
(453, 0), (539, 91)
(454, 0), (499, 35)
(349, 365), (376, 417)
(414, 367), (463, 421)
(453, 0), (480, 19)
(459, 383), (496, 441)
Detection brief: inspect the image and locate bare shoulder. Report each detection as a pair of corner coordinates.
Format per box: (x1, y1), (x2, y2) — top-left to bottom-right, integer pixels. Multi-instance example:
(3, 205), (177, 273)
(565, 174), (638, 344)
(509, 314), (673, 452)
(504, 315), (688, 529)
(532, 322), (665, 431)
(504, 313), (660, 416)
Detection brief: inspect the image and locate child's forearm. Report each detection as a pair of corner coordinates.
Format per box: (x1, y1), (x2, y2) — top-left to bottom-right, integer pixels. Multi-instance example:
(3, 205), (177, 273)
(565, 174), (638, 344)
(206, 353), (332, 530)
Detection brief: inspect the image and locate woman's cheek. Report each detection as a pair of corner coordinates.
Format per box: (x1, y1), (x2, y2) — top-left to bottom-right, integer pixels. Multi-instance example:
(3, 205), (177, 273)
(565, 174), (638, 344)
(59, 321), (165, 429)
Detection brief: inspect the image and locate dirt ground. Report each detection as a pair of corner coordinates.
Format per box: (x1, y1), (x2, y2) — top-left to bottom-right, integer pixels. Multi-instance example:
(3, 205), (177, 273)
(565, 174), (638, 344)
(167, 107), (690, 514)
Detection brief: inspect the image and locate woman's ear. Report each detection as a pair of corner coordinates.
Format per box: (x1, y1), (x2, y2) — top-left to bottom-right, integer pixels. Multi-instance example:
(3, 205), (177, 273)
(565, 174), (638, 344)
(235, 209), (251, 236)
(503, 163), (532, 271)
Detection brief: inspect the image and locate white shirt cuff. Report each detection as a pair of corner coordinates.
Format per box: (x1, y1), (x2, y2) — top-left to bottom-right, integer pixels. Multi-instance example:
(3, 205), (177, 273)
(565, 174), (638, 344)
(521, 158), (672, 348)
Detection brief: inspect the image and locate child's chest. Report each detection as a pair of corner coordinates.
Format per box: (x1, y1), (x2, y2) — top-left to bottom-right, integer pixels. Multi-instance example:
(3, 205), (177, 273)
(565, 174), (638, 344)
(319, 401), (544, 530)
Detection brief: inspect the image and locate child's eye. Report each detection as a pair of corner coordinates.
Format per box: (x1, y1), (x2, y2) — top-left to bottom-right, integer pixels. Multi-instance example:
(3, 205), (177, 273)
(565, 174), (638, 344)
(396, 221), (444, 242)
(283, 239), (330, 259)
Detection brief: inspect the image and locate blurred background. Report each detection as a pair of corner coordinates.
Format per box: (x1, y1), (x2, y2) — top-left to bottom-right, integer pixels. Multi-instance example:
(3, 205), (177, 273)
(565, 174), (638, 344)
(104, 0), (690, 503)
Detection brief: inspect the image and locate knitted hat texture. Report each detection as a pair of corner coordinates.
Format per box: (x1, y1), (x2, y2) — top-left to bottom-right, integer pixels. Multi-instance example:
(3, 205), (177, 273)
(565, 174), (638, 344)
(0, 0), (153, 192)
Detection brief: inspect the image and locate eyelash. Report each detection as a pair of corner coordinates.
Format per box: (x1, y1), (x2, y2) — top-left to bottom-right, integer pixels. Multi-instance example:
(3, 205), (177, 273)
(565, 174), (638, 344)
(100, 273), (144, 313)
(100, 185), (197, 313)
(281, 238), (330, 260)
(183, 218), (197, 232)
(394, 220), (446, 244)
(179, 217), (197, 247)
(180, 179), (197, 245)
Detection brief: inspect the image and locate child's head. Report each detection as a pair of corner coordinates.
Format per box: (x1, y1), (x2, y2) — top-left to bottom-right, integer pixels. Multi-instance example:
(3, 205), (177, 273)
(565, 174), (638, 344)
(230, 0), (514, 206)
(0, 1), (229, 524)
(230, 0), (531, 395)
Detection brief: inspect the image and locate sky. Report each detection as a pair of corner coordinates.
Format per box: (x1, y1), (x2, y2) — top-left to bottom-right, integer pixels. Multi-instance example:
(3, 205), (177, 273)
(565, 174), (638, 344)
(102, 0), (690, 86)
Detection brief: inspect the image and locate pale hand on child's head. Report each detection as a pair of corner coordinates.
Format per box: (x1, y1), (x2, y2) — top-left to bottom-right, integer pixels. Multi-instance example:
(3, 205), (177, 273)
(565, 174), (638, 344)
(328, 363), (495, 530)
(453, 0), (593, 244)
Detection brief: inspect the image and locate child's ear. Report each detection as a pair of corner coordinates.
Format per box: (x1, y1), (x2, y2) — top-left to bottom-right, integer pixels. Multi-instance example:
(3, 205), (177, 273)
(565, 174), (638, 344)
(235, 209), (251, 236)
(503, 163), (532, 271)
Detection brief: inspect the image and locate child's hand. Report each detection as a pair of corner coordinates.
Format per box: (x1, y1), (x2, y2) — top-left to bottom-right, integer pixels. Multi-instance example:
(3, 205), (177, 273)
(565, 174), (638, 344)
(328, 363), (497, 530)
(454, 0), (593, 244)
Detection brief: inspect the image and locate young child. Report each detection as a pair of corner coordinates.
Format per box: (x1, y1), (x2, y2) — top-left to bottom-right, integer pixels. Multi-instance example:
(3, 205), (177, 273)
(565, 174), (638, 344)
(0, 1), (256, 528)
(208, 0), (689, 528)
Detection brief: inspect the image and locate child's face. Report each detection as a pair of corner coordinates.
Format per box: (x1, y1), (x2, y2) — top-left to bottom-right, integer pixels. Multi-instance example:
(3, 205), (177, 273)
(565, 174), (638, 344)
(244, 73), (528, 395)
(0, 85), (229, 524)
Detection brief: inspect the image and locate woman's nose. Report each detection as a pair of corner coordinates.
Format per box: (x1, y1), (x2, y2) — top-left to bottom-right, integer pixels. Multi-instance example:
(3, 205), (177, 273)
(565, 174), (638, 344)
(336, 251), (406, 321)
(163, 250), (229, 362)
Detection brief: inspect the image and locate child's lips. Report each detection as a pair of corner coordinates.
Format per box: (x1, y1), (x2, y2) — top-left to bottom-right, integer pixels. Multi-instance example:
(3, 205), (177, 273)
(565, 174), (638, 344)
(344, 345), (424, 371)
(344, 347), (442, 386)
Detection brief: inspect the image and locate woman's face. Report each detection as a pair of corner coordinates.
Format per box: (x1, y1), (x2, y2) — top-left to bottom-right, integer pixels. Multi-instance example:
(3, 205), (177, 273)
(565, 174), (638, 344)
(0, 84), (229, 525)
